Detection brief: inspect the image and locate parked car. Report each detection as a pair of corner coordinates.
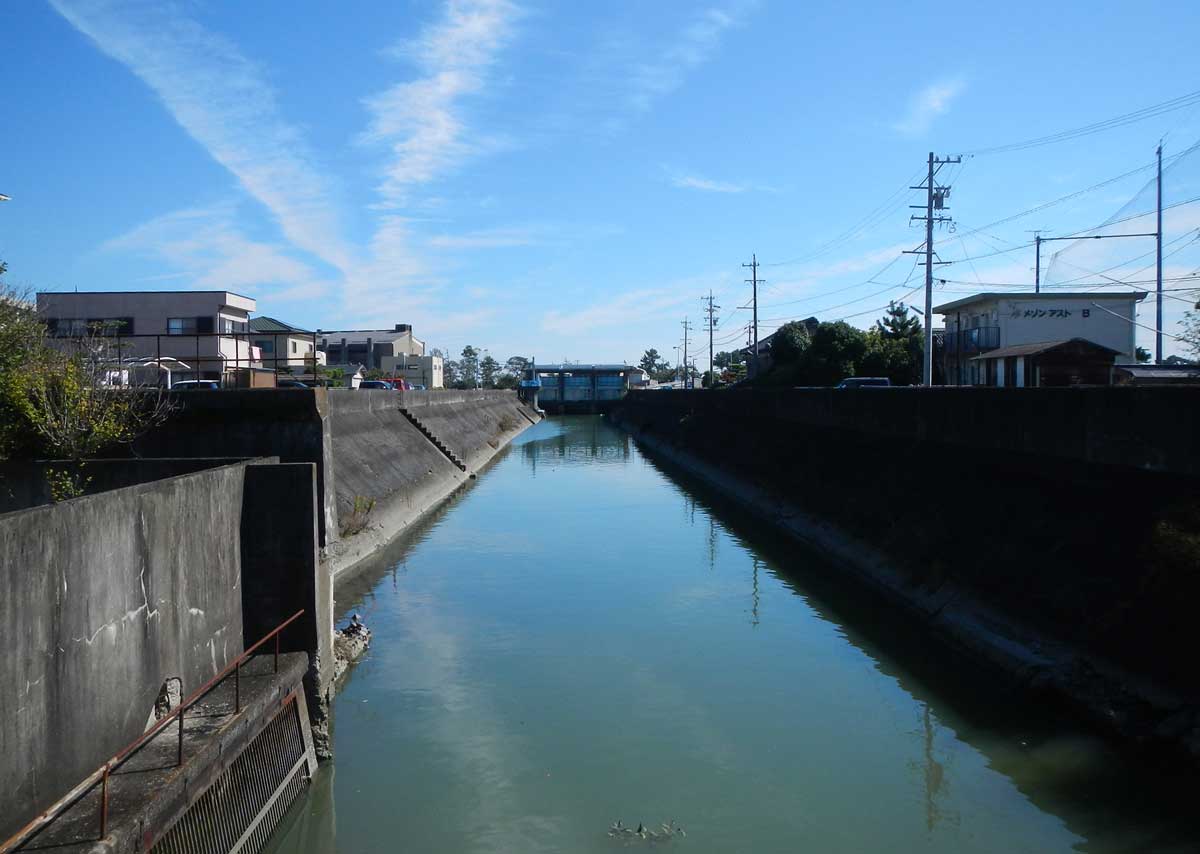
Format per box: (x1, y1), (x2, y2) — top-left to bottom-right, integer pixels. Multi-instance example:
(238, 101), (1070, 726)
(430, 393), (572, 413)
(359, 380), (394, 390)
(410, 384), (427, 391)
(835, 377), (891, 389)
(277, 379), (310, 389)
(171, 380), (220, 391)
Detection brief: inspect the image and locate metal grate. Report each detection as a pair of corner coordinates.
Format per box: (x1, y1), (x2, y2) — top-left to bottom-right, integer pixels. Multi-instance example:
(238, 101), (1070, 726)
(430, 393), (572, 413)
(150, 694), (312, 854)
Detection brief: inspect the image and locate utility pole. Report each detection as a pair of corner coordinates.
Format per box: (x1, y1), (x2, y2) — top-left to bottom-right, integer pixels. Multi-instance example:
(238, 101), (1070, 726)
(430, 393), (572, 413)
(1027, 230), (1048, 293)
(1157, 142), (1164, 364)
(703, 291), (720, 386)
(681, 319), (693, 389)
(742, 255), (763, 377)
(905, 152), (960, 386)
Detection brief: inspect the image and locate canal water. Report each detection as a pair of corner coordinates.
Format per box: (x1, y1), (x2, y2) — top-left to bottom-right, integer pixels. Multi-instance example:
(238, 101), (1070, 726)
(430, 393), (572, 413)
(266, 416), (1200, 854)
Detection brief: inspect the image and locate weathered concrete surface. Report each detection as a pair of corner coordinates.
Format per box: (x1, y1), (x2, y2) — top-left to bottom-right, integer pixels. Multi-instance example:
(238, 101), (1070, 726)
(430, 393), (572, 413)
(612, 391), (1200, 761)
(0, 463), (250, 840)
(324, 389), (539, 578)
(396, 389), (539, 473)
(323, 390), (469, 578)
(21, 653), (311, 854)
(240, 462), (333, 757)
(133, 389), (338, 548)
(626, 386), (1200, 477)
(0, 458), (255, 514)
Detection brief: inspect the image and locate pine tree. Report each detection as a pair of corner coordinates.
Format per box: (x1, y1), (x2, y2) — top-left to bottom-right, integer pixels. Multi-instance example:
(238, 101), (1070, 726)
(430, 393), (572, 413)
(875, 301), (922, 340)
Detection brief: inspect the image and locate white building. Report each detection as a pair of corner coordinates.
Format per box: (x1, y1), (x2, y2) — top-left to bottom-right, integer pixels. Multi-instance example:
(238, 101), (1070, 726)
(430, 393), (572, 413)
(935, 292), (1146, 386)
(37, 290), (258, 384)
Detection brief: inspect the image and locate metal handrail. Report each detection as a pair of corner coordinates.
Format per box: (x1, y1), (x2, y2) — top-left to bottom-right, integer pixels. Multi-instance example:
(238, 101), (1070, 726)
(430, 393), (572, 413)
(0, 610), (306, 853)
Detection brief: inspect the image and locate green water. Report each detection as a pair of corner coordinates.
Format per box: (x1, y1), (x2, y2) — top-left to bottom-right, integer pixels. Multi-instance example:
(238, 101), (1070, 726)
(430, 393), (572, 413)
(266, 416), (1200, 854)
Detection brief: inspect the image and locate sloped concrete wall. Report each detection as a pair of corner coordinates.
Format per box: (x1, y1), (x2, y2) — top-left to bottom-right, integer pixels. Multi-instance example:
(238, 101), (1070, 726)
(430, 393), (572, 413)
(396, 389), (538, 472)
(0, 463), (250, 840)
(323, 389), (538, 577)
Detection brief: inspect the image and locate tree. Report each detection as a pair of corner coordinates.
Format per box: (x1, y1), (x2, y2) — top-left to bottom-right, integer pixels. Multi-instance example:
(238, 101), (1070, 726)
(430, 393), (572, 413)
(443, 359), (460, 387)
(459, 345), (480, 389)
(480, 354), (500, 388)
(860, 329), (917, 385)
(0, 271), (46, 460)
(1136, 346), (1152, 363)
(713, 350), (743, 370)
(769, 321), (810, 365)
(800, 321), (868, 386)
(1183, 308), (1200, 361)
(876, 301), (922, 340)
(0, 271), (175, 497)
(495, 373), (518, 389)
(651, 361), (676, 383)
(505, 355), (529, 377)
(639, 349), (662, 375)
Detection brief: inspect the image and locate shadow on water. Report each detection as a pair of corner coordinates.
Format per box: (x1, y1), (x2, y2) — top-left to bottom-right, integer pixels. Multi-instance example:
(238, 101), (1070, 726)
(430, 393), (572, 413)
(630, 427), (1200, 854)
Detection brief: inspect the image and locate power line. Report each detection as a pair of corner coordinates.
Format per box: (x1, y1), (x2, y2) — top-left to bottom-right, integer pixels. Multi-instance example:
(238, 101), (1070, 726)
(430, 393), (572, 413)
(963, 88), (1200, 155)
(764, 167), (925, 268)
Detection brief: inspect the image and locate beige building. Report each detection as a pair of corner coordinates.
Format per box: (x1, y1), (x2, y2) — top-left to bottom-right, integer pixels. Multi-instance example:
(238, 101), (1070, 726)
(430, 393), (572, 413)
(249, 316), (326, 375)
(37, 290), (258, 383)
(317, 324), (443, 388)
(936, 292), (1145, 386)
(392, 354), (444, 389)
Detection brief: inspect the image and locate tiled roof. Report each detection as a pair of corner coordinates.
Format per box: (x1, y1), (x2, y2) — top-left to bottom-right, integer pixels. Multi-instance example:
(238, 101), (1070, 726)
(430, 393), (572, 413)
(249, 316), (311, 334)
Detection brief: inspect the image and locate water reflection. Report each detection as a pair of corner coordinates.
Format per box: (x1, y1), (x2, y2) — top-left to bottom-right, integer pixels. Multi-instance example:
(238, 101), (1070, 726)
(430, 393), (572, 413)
(636, 442), (1200, 854)
(270, 417), (1200, 854)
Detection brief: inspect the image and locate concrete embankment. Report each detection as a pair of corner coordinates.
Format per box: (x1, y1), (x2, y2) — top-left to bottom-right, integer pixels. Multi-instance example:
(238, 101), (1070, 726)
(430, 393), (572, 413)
(131, 388), (540, 579)
(612, 388), (1200, 760)
(323, 389), (539, 578)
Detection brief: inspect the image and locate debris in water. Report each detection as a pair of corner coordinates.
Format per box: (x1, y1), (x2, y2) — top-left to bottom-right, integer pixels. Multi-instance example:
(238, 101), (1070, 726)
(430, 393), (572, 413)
(607, 819), (685, 845)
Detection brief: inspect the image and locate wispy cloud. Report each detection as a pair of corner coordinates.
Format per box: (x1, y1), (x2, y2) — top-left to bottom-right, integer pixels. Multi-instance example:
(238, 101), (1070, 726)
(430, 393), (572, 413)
(894, 77), (967, 135)
(50, 0), (353, 274)
(428, 227), (540, 249)
(103, 203), (333, 304)
(628, 3), (752, 112)
(670, 174), (747, 194)
(363, 0), (522, 204)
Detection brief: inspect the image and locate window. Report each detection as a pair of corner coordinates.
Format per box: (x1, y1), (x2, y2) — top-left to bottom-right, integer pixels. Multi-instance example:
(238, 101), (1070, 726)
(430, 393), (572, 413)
(86, 317), (134, 335)
(169, 316), (214, 335)
(47, 318), (89, 336)
(291, 340), (297, 354)
(254, 339), (275, 353)
(220, 317), (247, 334)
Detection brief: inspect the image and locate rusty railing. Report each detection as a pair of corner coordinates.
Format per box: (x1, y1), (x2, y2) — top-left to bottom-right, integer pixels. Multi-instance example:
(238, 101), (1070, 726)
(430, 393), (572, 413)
(0, 610), (306, 853)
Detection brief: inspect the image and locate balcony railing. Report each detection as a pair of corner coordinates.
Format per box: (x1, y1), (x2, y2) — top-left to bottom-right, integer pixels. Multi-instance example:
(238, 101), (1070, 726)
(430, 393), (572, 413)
(944, 326), (1000, 355)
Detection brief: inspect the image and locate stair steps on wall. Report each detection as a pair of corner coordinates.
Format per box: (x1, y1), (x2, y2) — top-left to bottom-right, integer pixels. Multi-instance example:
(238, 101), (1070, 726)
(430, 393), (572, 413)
(399, 407), (467, 471)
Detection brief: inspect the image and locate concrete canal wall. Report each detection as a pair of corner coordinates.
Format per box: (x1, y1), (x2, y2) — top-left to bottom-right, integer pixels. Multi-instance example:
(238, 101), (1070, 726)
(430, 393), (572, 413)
(324, 389), (539, 577)
(0, 462), (250, 840)
(130, 388), (539, 577)
(612, 388), (1200, 759)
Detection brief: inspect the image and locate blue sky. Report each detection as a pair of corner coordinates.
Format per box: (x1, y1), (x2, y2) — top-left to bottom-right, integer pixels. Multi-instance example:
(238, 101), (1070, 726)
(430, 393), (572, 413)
(3, 0), (1199, 364)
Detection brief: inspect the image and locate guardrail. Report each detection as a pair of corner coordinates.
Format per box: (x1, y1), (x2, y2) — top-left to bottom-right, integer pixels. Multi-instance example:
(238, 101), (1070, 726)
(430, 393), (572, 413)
(0, 610), (305, 853)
